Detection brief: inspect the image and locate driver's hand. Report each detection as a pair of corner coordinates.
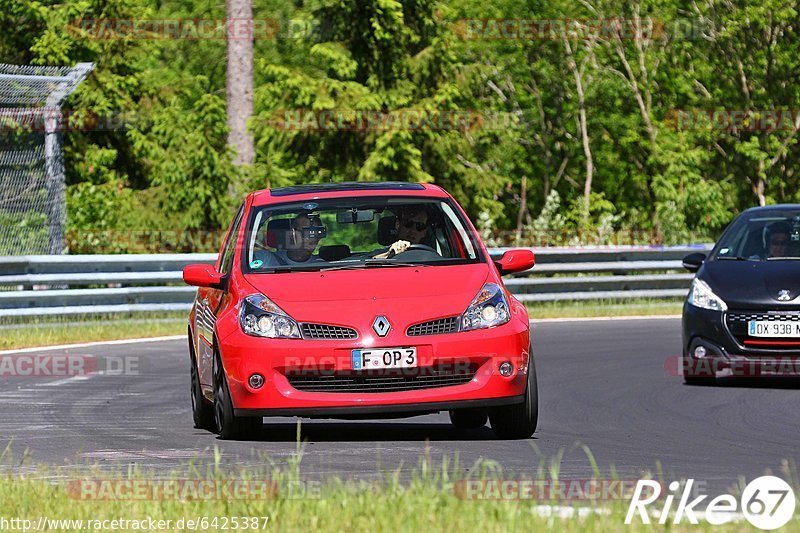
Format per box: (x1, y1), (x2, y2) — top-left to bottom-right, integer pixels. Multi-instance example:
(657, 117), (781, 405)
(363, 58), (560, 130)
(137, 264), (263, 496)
(387, 240), (411, 258)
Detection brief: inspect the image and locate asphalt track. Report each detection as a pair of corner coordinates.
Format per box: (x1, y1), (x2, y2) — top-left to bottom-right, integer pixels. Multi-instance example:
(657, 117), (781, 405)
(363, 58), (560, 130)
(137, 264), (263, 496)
(2, 317), (799, 492)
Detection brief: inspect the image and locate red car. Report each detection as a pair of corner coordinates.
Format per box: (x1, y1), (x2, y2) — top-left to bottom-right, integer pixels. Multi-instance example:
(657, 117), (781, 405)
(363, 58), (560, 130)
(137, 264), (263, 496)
(183, 182), (537, 439)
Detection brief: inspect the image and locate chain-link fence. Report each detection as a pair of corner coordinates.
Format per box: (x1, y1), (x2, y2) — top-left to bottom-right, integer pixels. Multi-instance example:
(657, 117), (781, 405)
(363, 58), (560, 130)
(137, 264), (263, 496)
(0, 62), (93, 255)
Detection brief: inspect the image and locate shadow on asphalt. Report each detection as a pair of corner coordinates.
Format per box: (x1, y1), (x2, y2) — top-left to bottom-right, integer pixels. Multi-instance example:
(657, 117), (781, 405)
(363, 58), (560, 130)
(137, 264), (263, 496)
(217, 422), (538, 442)
(689, 377), (800, 389)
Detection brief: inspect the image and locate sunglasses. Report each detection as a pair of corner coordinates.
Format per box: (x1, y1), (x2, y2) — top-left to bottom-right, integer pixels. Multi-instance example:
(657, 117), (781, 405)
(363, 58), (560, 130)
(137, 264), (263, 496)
(402, 220), (428, 231)
(771, 239), (788, 246)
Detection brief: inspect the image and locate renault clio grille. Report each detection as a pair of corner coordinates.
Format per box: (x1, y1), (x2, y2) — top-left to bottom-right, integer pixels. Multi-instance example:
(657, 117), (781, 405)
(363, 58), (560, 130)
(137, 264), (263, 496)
(300, 323), (358, 340)
(406, 317), (459, 336)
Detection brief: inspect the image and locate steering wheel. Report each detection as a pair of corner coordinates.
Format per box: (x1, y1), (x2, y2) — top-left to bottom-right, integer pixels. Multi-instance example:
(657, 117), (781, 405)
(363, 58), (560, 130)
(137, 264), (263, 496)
(403, 244), (438, 254)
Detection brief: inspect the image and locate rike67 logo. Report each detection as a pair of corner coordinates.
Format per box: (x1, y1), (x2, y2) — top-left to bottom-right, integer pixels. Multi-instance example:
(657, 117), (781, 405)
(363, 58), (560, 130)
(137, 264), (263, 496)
(625, 476), (796, 530)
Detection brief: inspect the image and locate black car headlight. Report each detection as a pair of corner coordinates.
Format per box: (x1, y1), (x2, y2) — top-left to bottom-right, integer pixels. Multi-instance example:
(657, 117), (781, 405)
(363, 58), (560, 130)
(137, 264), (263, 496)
(239, 294), (301, 339)
(687, 279), (727, 312)
(461, 283), (511, 331)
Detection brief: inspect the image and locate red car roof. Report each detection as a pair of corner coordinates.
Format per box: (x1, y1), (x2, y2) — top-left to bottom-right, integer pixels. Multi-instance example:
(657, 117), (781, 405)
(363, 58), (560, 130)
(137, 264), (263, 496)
(250, 182), (449, 206)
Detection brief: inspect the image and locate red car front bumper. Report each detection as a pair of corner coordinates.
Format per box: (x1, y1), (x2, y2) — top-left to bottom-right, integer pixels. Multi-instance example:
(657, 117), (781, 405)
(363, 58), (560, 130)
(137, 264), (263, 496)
(217, 319), (531, 417)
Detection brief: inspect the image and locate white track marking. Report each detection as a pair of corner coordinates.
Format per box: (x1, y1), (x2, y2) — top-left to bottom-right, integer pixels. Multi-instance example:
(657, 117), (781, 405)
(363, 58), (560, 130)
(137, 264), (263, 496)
(533, 315), (680, 323)
(0, 335), (184, 355)
(36, 371), (105, 388)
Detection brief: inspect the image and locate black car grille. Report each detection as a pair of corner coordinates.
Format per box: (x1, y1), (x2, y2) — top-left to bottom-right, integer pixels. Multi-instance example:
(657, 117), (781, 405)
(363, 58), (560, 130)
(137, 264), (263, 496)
(726, 311), (800, 351)
(728, 311), (800, 322)
(407, 317), (459, 336)
(286, 368), (476, 393)
(301, 323), (358, 340)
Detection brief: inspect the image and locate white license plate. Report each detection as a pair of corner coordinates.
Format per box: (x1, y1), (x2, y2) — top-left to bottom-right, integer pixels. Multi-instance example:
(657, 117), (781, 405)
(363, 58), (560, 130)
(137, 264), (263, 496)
(352, 347), (417, 370)
(748, 320), (800, 338)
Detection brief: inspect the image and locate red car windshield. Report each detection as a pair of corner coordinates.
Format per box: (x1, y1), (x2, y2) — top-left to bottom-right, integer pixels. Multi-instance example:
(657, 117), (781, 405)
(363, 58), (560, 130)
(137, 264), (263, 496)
(242, 197), (483, 272)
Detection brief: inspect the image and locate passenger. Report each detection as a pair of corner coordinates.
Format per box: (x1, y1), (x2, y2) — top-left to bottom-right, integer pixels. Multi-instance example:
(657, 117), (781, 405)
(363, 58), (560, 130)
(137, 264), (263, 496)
(263, 213), (325, 266)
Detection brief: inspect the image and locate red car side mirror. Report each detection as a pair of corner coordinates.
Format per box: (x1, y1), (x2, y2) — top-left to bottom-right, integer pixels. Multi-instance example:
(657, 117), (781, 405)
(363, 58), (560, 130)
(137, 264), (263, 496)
(494, 249), (535, 276)
(183, 264), (226, 289)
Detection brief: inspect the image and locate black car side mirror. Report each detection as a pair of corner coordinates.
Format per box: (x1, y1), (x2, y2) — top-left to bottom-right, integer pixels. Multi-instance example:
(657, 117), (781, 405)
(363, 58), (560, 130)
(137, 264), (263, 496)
(682, 252), (707, 273)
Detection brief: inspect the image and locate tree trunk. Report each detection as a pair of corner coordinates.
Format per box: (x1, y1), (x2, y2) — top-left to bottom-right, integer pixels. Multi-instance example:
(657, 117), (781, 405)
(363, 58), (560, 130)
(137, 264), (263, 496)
(515, 175), (528, 245)
(754, 161), (766, 206)
(226, 0), (255, 171)
(563, 38), (594, 227)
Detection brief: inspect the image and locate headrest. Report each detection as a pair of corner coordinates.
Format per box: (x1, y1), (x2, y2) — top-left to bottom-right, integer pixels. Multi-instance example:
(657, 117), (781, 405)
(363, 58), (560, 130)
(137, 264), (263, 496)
(378, 215), (398, 246)
(766, 221), (792, 238)
(266, 218), (292, 249)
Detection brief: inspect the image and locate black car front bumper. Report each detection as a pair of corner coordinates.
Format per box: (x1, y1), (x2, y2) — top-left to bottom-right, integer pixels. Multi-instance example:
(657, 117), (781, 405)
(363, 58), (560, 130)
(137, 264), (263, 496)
(682, 302), (800, 378)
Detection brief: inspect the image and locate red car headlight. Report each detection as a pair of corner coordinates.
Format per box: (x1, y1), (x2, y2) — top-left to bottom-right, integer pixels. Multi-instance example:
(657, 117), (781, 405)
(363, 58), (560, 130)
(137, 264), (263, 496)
(239, 294), (301, 339)
(460, 283), (511, 331)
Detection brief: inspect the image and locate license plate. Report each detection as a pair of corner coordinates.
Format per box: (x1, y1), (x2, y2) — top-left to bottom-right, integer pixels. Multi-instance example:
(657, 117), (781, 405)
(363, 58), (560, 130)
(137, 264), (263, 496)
(748, 320), (800, 338)
(352, 347), (417, 370)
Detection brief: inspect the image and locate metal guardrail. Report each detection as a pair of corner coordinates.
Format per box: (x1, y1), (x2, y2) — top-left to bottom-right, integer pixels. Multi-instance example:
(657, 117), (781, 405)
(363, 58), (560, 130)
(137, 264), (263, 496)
(0, 247), (710, 317)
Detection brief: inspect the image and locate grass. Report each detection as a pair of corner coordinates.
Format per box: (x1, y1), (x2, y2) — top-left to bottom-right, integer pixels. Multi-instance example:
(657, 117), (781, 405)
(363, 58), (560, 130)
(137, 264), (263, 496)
(0, 313), (186, 350)
(0, 476), (672, 532)
(526, 299), (683, 319)
(2, 445), (793, 533)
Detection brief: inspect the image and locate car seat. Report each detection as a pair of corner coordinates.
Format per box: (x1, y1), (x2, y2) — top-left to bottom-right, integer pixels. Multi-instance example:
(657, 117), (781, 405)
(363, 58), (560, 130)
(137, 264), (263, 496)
(377, 215), (399, 246)
(266, 218), (292, 249)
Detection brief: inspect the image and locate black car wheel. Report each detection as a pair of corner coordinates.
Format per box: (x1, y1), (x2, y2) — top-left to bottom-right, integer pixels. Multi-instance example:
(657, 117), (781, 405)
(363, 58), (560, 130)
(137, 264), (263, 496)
(213, 349), (262, 440)
(449, 408), (488, 429)
(489, 344), (538, 439)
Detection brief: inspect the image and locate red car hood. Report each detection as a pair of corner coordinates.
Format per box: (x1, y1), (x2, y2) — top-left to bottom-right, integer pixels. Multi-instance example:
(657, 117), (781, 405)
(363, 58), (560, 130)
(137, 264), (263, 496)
(243, 263), (490, 322)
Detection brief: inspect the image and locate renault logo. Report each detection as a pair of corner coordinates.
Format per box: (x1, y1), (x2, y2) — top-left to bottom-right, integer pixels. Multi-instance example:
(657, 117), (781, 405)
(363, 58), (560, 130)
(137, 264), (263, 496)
(777, 290), (793, 301)
(372, 316), (391, 337)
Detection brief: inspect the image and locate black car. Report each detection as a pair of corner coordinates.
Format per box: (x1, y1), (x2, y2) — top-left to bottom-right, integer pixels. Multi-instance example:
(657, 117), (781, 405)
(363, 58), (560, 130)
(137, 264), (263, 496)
(682, 205), (800, 384)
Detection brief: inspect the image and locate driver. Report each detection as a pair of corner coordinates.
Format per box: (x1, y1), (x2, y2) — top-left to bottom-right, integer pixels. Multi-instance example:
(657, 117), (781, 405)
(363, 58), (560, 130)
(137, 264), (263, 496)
(766, 221), (792, 258)
(373, 206), (431, 259)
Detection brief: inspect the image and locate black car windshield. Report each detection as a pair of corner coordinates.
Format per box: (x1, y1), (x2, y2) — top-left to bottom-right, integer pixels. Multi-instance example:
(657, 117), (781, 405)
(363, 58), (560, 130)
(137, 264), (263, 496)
(241, 197), (483, 273)
(713, 208), (800, 260)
